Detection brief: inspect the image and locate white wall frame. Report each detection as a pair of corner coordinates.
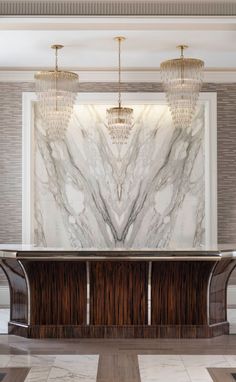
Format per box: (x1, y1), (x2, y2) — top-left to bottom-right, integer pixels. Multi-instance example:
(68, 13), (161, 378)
(22, 92), (217, 246)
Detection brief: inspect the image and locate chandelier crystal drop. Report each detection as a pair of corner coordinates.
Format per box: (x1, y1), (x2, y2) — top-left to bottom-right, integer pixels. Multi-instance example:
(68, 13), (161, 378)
(160, 45), (204, 130)
(107, 37), (133, 144)
(34, 44), (79, 141)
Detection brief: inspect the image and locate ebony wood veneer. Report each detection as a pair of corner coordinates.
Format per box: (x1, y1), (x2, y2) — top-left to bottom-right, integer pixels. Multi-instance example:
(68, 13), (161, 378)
(151, 261), (215, 325)
(1, 253), (236, 339)
(22, 261), (87, 325)
(90, 261), (148, 325)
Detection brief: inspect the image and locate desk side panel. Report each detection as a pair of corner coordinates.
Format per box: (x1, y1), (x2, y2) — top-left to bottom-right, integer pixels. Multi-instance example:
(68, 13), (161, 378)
(0, 259), (28, 324)
(22, 260), (87, 326)
(209, 258), (236, 324)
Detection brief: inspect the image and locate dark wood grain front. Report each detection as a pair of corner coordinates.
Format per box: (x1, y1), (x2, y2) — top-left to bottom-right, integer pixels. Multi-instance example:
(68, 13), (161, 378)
(2, 250), (236, 339)
(90, 261), (148, 325)
(0, 259), (28, 324)
(22, 261), (87, 325)
(209, 258), (236, 324)
(151, 261), (216, 325)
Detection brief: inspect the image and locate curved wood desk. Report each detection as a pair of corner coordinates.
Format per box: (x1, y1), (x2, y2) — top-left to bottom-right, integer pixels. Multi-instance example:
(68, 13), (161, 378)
(0, 246), (235, 339)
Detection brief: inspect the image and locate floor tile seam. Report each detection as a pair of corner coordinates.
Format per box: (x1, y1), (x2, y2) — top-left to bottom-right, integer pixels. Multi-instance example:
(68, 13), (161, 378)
(25, 366), (52, 382)
(183, 367), (195, 382)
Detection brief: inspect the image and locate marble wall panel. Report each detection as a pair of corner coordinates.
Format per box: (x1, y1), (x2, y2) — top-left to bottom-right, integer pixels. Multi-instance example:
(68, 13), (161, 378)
(34, 103), (205, 248)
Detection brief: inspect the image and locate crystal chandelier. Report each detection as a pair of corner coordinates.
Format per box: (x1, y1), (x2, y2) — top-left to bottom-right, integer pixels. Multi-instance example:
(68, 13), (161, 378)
(34, 44), (79, 141)
(160, 45), (204, 129)
(107, 37), (133, 144)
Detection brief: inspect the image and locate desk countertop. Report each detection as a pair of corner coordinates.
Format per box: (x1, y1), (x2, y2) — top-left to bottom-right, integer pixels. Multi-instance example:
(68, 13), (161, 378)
(0, 244), (236, 261)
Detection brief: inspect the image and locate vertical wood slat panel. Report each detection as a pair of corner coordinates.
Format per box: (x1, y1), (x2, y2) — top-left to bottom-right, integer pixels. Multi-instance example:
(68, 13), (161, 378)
(90, 261), (148, 325)
(151, 261), (215, 325)
(22, 260), (87, 325)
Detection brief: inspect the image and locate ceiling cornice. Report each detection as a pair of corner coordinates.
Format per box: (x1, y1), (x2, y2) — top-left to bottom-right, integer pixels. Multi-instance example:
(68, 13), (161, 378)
(1, 70), (236, 83)
(0, 1), (236, 17)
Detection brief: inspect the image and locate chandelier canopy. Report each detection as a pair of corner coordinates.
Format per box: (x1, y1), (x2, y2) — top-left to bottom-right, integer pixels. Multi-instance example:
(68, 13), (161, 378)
(107, 37), (133, 144)
(34, 44), (79, 141)
(160, 45), (204, 130)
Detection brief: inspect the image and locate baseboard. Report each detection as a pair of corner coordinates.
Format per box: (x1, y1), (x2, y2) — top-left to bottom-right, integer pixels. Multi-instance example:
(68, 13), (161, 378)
(8, 322), (229, 339)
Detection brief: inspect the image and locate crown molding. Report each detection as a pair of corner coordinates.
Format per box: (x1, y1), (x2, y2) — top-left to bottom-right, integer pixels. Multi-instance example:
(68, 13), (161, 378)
(0, 1), (236, 16)
(0, 69), (236, 83)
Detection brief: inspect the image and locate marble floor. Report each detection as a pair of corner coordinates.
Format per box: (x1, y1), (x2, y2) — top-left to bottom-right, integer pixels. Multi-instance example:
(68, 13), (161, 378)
(0, 335), (236, 382)
(0, 310), (236, 381)
(0, 353), (235, 382)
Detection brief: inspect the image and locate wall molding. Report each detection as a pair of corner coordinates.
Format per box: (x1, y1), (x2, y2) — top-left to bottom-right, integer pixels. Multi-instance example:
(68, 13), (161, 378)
(0, 1), (236, 16)
(1, 70), (236, 83)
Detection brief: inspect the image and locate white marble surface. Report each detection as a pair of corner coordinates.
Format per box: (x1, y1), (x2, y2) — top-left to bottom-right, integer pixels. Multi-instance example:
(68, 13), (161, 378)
(47, 355), (99, 382)
(0, 354), (99, 382)
(34, 103), (205, 248)
(0, 351), (236, 381)
(138, 355), (232, 382)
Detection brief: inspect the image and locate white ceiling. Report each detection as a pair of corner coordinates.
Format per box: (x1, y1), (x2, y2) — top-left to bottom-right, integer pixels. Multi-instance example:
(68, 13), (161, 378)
(1, 16), (236, 81)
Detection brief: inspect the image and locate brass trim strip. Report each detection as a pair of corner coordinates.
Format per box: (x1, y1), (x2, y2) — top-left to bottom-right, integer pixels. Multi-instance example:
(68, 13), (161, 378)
(148, 261), (152, 325)
(86, 261), (90, 325)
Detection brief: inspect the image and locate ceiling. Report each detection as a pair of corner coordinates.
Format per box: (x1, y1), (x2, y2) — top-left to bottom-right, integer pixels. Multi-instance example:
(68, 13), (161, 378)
(1, 16), (236, 82)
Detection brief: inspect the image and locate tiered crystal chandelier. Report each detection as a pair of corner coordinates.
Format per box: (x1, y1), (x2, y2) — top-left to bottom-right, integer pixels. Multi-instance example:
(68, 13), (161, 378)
(107, 37), (133, 144)
(34, 45), (79, 141)
(160, 45), (204, 129)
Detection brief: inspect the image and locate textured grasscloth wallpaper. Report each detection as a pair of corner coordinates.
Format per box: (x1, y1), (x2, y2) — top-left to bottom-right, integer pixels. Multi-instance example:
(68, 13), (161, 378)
(0, 82), (236, 280)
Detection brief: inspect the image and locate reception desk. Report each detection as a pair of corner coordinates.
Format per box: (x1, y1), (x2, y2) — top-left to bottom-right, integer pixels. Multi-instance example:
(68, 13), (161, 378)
(0, 245), (236, 339)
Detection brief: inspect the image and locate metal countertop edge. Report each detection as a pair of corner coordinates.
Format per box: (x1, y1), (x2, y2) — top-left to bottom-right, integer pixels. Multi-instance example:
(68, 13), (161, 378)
(0, 251), (236, 261)
(0, 256), (226, 261)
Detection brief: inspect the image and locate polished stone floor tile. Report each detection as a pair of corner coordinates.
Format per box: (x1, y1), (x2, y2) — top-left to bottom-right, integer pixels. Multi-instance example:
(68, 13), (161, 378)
(6, 355), (56, 367)
(180, 355), (230, 367)
(24, 366), (51, 382)
(224, 355), (236, 366)
(138, 355), (190, 382)
(47, 355), (99, 382)
(0, 356), (11, 367)
(186, 366), (214, 382)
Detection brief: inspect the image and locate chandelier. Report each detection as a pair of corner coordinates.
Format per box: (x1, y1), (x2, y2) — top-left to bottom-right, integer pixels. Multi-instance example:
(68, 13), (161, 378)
(34, 44), (79, 141)
(107, 37), (133, 144)
(160, 45), (204, 129)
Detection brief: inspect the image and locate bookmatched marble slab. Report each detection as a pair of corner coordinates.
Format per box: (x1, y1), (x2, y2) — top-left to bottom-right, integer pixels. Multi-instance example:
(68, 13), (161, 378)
(34, 103), (205, 249)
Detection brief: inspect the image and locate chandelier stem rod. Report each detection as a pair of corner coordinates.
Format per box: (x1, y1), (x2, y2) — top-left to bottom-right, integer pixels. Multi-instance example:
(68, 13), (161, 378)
(180, 45), (185, 84)
(54, 46), (59, 111)
(55, 46), (58, 71)
(56, 48), (58, 110)
(118, 37), (121, 108)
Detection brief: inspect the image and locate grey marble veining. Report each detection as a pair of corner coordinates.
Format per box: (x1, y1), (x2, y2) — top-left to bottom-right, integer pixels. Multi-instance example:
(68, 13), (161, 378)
(34, 103), (205, 248)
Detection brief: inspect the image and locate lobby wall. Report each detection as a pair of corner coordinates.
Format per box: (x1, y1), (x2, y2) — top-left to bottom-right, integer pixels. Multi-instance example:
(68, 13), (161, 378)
(0, 82), (236, 261)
